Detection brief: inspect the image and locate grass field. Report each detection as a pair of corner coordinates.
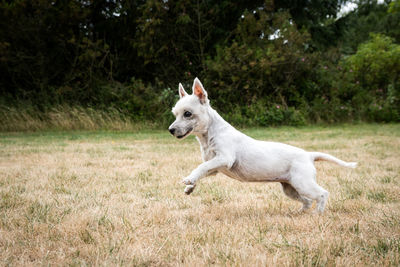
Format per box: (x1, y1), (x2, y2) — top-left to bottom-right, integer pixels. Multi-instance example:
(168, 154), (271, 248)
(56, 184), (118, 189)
(0, 124), (399, 266)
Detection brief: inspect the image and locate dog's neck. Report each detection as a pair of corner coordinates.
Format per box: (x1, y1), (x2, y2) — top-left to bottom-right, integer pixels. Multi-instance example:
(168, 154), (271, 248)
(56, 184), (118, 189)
(194, 106), (232, 148)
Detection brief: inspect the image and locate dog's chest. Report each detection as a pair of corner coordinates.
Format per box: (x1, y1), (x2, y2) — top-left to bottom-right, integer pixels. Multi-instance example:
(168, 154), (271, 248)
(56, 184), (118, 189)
(196, 135), (216, 162)
(200, 144), (215, 161)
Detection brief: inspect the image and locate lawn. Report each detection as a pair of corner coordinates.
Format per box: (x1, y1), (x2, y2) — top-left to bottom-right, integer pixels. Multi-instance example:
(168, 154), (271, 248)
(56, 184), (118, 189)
(0, 124), (399, 266)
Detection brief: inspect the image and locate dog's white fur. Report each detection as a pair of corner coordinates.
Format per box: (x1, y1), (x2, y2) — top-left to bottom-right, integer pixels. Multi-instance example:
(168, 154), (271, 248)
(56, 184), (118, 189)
(169, 78), (357, 213)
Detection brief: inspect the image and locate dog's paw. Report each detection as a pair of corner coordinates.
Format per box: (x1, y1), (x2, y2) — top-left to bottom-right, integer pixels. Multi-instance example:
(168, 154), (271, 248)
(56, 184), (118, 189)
(184, 184), (196, 195)
(182, 177), (195, 185)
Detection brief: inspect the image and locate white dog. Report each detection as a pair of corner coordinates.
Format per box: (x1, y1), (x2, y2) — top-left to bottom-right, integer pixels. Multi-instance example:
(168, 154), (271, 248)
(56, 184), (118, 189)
(169, 78), (357, 213)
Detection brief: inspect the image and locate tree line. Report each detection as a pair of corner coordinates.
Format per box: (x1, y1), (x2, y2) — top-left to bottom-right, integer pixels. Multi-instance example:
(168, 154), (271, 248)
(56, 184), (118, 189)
(0, 0), (399, 126)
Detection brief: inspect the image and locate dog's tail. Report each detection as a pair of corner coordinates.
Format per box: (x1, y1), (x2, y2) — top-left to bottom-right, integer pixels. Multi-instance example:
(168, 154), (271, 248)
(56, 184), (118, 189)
(309, 152), (357, 168)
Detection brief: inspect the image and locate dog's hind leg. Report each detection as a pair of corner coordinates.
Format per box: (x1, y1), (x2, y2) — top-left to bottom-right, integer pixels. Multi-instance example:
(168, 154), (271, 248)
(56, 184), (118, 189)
(289, 163), (329, 213)
(281, 182), (313, 212)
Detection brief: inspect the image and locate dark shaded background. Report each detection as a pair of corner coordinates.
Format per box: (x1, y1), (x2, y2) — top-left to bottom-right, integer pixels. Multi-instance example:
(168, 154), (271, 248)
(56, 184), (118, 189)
(0, 0), (399, 126)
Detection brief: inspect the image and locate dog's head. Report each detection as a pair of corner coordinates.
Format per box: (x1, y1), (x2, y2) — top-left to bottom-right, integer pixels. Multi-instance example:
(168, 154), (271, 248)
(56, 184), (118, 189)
(169, 78), (210, 139)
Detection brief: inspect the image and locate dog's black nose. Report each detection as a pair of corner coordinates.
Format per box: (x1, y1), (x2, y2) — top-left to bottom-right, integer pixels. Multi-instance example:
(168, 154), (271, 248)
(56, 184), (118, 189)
(169, 128), (176, 135)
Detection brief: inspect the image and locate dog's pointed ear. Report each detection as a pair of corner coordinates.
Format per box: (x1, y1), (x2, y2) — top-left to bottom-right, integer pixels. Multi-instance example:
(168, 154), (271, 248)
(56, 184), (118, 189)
(192, 77), (208, 104)
(178, 83), (188, 98)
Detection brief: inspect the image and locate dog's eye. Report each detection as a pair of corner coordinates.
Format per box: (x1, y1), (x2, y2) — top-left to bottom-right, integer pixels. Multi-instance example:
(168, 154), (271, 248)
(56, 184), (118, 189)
(184, 111), (192, 118)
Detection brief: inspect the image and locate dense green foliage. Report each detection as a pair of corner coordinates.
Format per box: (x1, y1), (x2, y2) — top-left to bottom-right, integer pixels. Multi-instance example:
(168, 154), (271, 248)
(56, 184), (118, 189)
(0, 0), (399, 128)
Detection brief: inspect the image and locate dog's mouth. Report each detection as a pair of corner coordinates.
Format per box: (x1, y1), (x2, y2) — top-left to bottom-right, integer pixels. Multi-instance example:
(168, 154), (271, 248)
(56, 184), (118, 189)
(177, 128), (193, 139)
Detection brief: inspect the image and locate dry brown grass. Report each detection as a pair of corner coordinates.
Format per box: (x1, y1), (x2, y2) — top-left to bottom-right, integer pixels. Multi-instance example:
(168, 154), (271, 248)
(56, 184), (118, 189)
(0, 105), (146, 131)
(0, 124), (399, 266)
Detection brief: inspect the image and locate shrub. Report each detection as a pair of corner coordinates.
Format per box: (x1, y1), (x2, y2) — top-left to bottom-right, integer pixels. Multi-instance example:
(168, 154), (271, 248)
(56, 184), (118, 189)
(341, 34), (400, 122)
(204, 10), (314, 114)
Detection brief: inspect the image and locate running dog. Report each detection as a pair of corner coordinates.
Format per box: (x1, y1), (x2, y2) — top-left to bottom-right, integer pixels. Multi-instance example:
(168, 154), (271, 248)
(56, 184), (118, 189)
(168, 78), (357, 213)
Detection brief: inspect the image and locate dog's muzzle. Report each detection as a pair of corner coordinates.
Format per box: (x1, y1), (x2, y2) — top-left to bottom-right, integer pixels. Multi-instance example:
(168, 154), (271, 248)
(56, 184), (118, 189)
(168, 127), (193, 139)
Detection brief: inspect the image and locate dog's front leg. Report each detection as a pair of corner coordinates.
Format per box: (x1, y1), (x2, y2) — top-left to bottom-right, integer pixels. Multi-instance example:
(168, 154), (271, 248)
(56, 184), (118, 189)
(182, 156), (233, 194)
